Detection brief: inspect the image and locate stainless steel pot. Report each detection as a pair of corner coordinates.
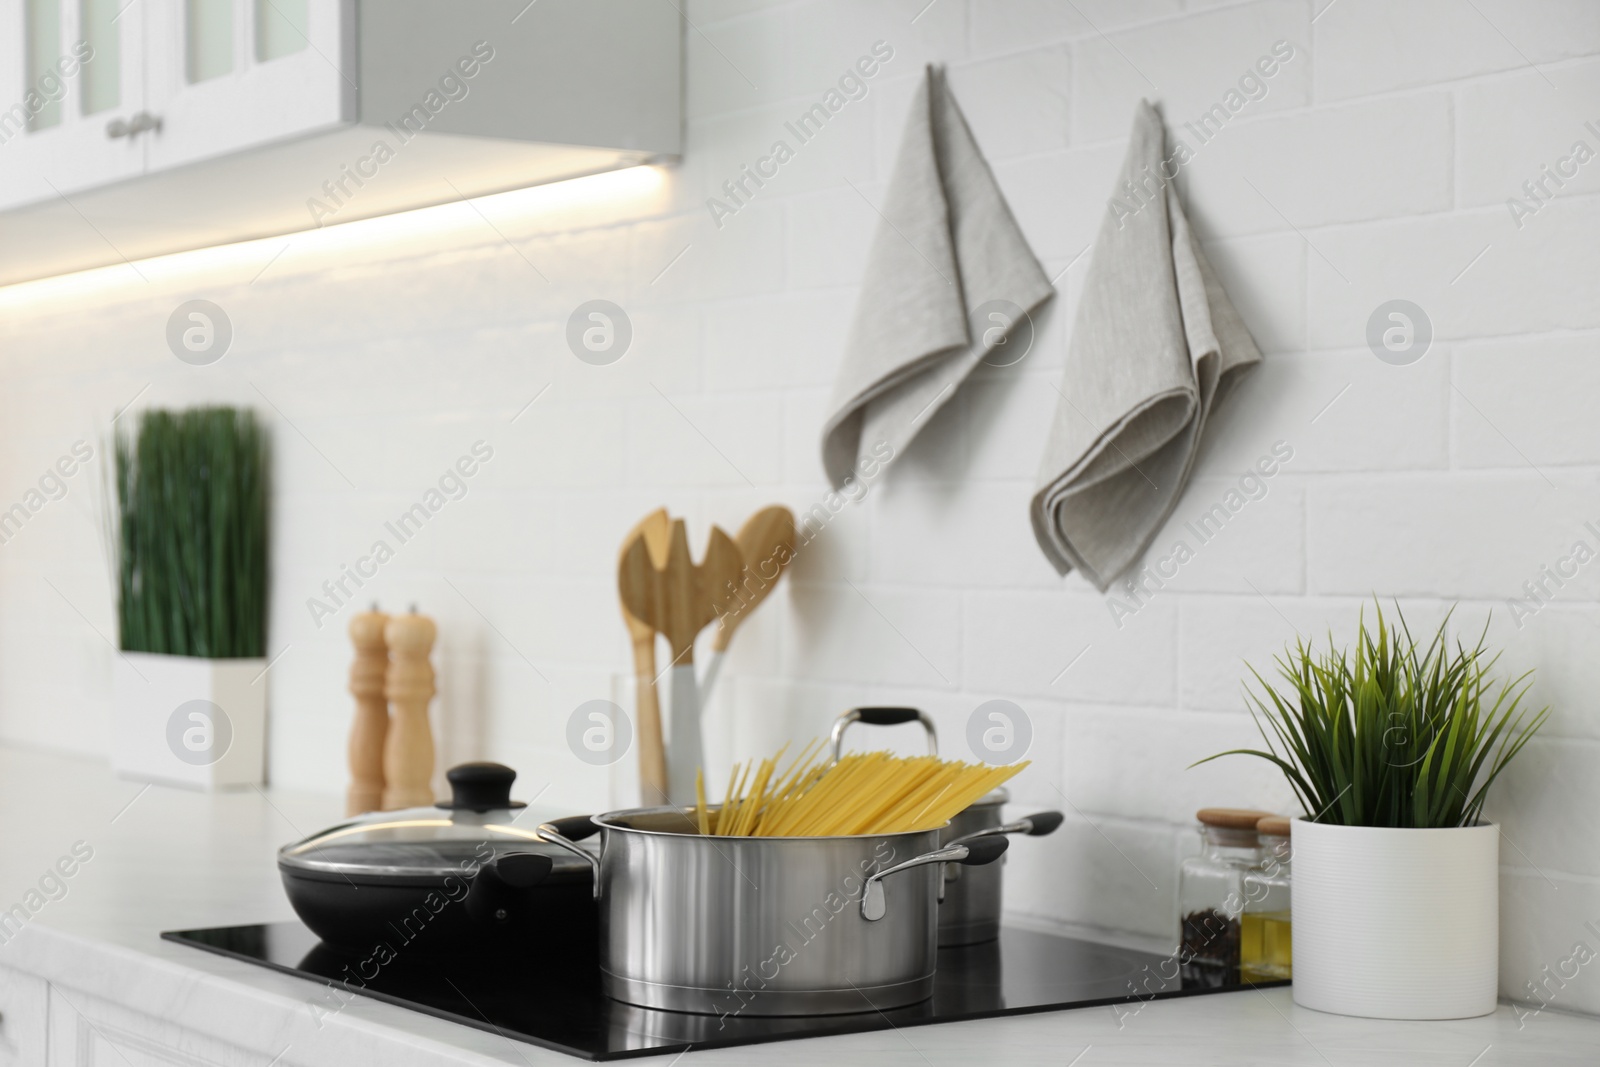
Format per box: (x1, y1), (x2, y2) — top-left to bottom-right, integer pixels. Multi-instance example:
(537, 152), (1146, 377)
(829, 707), (1063, 946)
(536, 807), (1007, 1017)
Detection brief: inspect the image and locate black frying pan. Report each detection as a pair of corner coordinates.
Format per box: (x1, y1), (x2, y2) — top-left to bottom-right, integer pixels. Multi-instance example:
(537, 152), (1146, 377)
(278, 763), (596, 954)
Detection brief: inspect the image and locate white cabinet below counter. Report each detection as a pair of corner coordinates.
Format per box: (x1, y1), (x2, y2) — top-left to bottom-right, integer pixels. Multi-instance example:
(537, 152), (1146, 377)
(0, 964), (48, 1066)
(0, 961), (253, 1067)
(6, 947), (541, 1067)
(43, 979), (249, 1066)
(0, 0), (681, 286)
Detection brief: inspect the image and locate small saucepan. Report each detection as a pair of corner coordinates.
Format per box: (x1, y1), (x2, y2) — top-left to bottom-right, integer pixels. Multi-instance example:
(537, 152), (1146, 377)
(829, 707), (1063, 946)
(278, 762), (595, 953)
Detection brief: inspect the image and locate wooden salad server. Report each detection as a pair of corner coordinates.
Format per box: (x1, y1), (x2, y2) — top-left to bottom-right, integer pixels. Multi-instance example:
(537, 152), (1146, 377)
(617, 509), (672, 803)
(699, 505), (797, 705)
(619, 519), (742, 805)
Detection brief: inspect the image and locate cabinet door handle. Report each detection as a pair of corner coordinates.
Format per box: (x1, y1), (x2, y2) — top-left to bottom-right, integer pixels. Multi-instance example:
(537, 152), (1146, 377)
(106, 112), (162, 139)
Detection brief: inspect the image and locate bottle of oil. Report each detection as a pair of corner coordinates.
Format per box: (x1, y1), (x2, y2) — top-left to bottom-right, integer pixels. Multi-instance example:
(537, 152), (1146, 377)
(1241, 814), (1292, 982)
(1178, 808), (1271, 989)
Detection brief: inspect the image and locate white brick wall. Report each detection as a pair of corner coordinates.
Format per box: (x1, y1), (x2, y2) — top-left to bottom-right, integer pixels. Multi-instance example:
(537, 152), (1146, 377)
(0, 0), (1597, 1009)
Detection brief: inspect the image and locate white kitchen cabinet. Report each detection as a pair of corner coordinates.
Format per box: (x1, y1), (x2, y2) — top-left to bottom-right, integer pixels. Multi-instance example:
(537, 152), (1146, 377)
(0, 963), (49, 1066)
(0, 0), (148, 206)
(0, 0), (345, 209)
(46, 980), (263, 1067)
(0, 0), (682, 286)
(142, 0), (353, 172)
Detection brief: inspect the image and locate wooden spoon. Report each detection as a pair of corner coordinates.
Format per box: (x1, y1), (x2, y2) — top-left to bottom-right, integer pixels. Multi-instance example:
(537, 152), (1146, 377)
(618, 509), (672, 803)
(699, 505), (797, 704)
(619, 519), (743, 805)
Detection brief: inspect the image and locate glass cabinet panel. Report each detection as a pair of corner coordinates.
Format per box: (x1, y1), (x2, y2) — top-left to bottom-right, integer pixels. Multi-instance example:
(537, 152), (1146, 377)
(25, 0), (63, 130)
(79, 0), (122, 115)
(186, 0), (234, 83)
(255, 0), (308, 61)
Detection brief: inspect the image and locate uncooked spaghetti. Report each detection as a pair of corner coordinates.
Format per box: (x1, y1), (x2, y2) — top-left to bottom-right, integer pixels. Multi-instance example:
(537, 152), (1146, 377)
(694, 740), (1026, 837)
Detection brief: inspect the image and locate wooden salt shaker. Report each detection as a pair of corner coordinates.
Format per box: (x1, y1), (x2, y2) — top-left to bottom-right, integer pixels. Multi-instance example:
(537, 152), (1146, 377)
(382, 608), (438, 810)
(346, 607), (390, 816)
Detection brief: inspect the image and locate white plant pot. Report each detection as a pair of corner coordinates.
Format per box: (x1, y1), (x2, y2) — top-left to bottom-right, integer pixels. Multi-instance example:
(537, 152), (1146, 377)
(1292, 818), (1498, 1019)
(113, 652), (267, 790)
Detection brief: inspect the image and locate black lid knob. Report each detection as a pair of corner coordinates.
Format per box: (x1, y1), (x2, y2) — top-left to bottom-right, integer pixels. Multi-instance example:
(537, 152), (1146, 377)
(438, 762), (526, 812)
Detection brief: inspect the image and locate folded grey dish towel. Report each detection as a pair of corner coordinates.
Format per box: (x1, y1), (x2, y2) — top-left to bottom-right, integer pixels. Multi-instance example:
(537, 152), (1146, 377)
(822, 65), (1053, 490)
(1030, 100), (1262, 591)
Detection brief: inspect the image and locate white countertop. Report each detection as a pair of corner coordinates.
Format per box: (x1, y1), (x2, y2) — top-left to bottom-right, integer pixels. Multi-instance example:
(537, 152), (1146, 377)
(3, 746), (1597, 1066)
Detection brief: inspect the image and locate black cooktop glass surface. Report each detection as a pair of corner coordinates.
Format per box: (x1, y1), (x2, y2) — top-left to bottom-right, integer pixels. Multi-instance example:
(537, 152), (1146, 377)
(163, 922), (1285, 1061)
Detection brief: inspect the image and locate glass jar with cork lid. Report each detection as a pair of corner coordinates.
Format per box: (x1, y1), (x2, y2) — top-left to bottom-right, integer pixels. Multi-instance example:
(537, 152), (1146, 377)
(1178, 808), (1271, 988)
(1242, 814), (1292, 981)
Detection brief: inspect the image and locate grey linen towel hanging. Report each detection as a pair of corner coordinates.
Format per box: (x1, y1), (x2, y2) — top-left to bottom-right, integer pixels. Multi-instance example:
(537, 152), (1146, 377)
(821, 64), (1053, 489)
(1029, 100), (1262, 591)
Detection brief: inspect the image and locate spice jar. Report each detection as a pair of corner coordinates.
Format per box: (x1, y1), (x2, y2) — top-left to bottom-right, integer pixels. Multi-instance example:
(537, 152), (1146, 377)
(1242, 814), (1292, 982)
(1178, 808), (1271, 989)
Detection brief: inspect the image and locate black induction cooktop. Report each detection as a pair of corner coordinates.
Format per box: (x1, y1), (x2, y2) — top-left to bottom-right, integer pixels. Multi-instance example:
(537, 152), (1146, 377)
(162, 922), (1285, 1061)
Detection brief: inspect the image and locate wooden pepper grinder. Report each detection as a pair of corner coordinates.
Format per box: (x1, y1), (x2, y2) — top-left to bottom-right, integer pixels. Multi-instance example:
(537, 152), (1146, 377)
(346, 606), (390, 816)
(382, 606), (438, 810)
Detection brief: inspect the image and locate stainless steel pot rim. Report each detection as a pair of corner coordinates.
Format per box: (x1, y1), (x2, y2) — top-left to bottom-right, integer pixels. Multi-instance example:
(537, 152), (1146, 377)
(589, 805), (951, 842)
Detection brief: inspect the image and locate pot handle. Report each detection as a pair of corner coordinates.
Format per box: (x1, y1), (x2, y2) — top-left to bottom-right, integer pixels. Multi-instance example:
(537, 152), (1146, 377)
(939, 811), (1060, 890)
(861, 836), (1008, 921)
(830, 707), (938, 761)
(946, 810), (1064, 846)
(536, 816), (602, 900)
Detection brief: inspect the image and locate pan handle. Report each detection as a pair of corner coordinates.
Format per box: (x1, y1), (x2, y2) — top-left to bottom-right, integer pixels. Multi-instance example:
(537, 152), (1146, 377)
(861, 836), (1007, 921)
(536, 816), (602, 900)
(830, 707), (938, 761)
(462, 852), (555, 927)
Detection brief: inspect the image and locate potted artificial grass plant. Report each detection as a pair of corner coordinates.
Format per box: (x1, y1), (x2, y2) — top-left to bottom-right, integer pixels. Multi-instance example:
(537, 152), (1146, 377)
(1198, 604), (1545, 1020)
(111, 408), (269, 789)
